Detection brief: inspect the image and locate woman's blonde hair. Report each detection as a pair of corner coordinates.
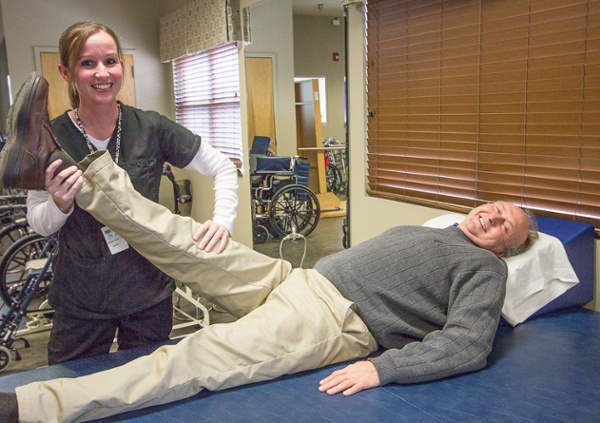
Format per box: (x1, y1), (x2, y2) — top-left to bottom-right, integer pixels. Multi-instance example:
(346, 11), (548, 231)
(58, 22), (123, 108)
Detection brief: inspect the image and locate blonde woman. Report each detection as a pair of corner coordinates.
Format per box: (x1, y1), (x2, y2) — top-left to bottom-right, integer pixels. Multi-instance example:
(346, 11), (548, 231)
(25, 22), (238, 364)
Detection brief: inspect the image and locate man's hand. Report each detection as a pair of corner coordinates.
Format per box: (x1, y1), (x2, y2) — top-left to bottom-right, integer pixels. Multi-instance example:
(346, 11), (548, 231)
(192, 220), (230, 254)
(45, 160), (83, 214)
(318, 360), (380, 396)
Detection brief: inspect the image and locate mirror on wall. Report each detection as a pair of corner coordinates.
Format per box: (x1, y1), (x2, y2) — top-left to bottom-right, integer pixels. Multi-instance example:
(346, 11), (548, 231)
(243, 0), (348, 263)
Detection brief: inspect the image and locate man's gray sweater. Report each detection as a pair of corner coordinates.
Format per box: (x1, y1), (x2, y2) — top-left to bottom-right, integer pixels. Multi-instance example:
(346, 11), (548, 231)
(314, 225), (507, 385)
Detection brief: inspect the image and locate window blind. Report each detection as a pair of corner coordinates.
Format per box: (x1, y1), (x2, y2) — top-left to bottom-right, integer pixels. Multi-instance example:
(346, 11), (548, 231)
(173, 42), (242, 167)
(366, 0), (600, 230)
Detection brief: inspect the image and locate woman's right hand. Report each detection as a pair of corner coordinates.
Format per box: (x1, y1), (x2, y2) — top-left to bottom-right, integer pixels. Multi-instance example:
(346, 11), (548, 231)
(45, 160), (84, 214)
(192, 220), (231, 254)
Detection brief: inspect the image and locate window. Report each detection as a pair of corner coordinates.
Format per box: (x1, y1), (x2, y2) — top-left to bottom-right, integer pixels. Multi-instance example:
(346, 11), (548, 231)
(366, 0), (600, 230)
(173, 42), (242, 167)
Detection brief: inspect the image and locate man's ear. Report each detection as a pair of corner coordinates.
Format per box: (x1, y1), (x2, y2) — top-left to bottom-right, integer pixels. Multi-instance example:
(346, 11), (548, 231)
(496, 250), (507, 258)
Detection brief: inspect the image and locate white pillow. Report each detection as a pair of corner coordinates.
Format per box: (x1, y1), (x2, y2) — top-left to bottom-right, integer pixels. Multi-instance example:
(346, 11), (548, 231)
(422, 213), (579, 326)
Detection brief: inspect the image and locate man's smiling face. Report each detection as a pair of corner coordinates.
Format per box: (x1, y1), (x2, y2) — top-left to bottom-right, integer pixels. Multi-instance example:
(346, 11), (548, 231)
(457, 201), (529, 257)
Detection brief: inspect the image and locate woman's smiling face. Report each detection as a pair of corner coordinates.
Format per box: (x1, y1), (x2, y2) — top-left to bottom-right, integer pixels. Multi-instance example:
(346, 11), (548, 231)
(64, 30), (123, 108)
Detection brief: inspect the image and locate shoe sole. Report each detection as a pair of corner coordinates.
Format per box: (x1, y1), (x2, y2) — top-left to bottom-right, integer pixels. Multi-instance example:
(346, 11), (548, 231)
(0, 73), (42, 188)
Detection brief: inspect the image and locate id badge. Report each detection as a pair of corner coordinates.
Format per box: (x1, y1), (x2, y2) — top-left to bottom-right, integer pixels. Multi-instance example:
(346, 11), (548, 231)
(101, 226), (129, 255)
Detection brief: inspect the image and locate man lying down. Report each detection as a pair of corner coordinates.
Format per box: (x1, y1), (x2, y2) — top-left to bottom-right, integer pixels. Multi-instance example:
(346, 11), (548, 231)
(0, 76), (538, 423)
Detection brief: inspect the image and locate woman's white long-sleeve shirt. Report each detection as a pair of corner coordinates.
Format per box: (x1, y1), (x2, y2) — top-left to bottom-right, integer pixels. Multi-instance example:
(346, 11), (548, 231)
(27, 141), (238, 236)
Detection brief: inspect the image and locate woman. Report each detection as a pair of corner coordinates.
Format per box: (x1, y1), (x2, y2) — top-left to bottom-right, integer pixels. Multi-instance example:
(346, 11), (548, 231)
(26, 22), (238, 364)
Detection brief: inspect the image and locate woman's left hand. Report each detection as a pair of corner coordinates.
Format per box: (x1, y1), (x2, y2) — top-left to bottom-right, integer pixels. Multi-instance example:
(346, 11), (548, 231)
(192, 220), (230, 254)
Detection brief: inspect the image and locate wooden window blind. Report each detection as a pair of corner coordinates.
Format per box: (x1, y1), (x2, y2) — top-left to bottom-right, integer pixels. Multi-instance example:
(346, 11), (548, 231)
(173, 42), (242, 167)
(366, 0), (600, 230)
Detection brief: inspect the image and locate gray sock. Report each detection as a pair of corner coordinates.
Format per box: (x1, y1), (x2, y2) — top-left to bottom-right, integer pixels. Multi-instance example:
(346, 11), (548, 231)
(49, 147), (78, 169)
(47, 146), (81, 180)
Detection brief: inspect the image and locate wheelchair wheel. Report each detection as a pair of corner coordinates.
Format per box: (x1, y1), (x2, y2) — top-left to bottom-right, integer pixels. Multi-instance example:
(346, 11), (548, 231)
(0, 220), (30, 257)
(253, 224), (269, 244)
(268, 184), (320, 238)
(326, 164), (343, 195)
(0, 346), (11, 372)
(0, 233), (56, 314)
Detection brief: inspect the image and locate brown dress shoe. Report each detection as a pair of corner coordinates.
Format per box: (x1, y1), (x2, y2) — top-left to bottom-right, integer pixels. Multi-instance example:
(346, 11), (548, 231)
(0, 72), (65, 190)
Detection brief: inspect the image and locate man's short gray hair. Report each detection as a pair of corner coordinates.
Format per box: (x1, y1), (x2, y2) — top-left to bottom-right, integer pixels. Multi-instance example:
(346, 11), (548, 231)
(504, 208), (539, 258)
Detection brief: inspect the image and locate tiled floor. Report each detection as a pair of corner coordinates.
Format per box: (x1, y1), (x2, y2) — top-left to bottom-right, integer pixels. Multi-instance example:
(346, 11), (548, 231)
(0, 215), (346, 377)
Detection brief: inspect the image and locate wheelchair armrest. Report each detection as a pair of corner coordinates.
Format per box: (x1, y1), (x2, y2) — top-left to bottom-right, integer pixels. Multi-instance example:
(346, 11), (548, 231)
(254, 170), (294, 176)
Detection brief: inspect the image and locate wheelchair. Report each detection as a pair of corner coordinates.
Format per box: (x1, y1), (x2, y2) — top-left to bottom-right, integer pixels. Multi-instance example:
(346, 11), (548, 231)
(0, 183), (55, 372)
(0, 232), (56, 372)
(251, 154), (320, 244)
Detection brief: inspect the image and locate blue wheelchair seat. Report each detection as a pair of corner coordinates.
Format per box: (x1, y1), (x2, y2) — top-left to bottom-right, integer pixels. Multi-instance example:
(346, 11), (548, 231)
(254, 157), (292, 174)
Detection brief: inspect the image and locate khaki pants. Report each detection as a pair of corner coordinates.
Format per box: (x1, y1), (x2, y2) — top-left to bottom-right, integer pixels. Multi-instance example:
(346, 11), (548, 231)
(17, 151), (378, 423)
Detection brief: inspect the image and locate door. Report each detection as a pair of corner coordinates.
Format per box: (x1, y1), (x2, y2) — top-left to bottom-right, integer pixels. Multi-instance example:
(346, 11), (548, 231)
(295, 79), (326, 194)
(245, 56), (276, 152)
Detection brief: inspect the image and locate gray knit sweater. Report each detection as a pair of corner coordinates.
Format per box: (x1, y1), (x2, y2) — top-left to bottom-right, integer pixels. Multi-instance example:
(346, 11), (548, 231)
(314, 225), (507, 385)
